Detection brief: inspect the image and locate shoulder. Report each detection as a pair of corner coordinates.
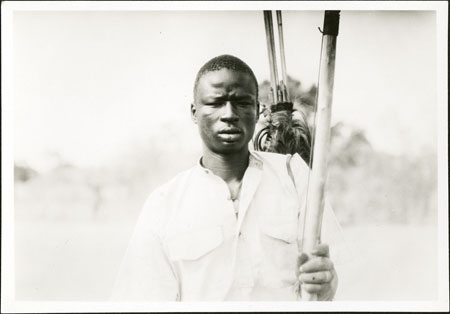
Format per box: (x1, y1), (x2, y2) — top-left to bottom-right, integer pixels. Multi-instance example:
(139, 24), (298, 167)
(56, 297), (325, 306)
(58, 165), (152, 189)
(146, 167), (196, 202)
(251, 151), (288, 171)
(252, 151), (310, 195)
(138, 166), (197, 232)
(252, 150), (286, 163)
(252, 150), (309, 173)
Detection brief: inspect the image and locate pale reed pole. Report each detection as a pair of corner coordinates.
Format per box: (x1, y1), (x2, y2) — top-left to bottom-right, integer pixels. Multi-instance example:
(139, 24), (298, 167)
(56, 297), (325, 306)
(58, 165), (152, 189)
(301, 10), (340, 301)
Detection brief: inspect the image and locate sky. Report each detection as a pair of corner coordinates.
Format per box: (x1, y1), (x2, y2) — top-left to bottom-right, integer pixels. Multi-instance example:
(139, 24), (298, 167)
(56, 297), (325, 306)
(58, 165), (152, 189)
(10, 8), (440, 171)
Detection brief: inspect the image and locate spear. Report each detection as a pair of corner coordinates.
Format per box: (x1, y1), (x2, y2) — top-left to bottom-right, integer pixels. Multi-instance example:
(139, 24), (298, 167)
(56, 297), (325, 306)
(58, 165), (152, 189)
(301, 10), (340, 301)
(264, 10), (290, 104)
(263, 10), (280, 105)
(276, 10), (289, 102)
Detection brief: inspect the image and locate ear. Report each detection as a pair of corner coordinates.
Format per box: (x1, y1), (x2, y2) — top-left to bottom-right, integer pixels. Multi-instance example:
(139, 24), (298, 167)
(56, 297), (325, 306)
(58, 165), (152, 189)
(190, 103), (197, 124)
(256, 101), (260, 119)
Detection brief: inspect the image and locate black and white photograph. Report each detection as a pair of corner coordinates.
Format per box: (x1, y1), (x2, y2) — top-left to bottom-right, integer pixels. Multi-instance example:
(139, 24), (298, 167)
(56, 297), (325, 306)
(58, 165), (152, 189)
(1, 1), (448, 312)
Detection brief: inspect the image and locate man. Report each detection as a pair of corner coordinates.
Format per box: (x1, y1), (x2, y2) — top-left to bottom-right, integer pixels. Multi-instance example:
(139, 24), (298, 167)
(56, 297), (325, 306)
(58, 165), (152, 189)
(112, 55), (341, 301)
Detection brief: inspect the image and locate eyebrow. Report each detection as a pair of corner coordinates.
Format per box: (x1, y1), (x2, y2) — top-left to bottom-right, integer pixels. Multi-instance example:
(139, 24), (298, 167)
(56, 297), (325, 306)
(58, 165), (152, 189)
(203, 94), (254, 101)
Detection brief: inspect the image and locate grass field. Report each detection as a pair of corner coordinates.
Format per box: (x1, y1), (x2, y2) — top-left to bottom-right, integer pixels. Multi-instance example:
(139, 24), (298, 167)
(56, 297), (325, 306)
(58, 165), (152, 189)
(14, 219), (439, 301)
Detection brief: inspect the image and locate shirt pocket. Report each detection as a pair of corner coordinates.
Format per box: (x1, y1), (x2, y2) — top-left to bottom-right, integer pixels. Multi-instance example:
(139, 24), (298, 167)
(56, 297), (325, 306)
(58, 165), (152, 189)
(166, 226), (223, 261)
(165, 225), (232, 299)
(259, 220), (299, 288)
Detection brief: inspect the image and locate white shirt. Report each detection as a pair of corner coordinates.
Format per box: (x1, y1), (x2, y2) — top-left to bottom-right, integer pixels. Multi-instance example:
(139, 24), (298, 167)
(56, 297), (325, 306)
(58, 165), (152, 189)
(111, 151), (346, 301)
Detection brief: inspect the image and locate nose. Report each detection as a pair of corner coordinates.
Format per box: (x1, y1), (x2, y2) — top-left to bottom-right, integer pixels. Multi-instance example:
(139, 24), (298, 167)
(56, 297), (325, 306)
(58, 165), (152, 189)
(220, 101), (238, 123)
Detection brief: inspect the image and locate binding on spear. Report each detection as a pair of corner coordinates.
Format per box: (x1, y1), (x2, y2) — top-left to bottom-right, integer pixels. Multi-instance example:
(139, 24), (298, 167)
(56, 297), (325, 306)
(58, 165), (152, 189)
(255, 11), (312, 164)
(255, 10), (341, 301)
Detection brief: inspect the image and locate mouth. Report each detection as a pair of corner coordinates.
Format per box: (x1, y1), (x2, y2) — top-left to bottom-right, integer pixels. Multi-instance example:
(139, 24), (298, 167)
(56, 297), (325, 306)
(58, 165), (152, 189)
(218, 127), (242, 134)
(217, 128), (243, 142)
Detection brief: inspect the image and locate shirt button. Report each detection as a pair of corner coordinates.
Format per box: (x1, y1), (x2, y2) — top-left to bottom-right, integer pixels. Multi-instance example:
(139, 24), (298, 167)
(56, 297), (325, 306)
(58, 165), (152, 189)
(238, 232), (242, 238)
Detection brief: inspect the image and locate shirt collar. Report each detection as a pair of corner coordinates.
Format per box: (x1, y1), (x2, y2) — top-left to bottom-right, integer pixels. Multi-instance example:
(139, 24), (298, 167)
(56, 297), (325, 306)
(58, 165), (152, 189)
(196, 150), (263, 175)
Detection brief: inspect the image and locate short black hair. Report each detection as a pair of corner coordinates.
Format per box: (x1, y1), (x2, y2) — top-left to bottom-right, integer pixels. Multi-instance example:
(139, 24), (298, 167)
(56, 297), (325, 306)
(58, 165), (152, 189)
(193, 54), (259, 101)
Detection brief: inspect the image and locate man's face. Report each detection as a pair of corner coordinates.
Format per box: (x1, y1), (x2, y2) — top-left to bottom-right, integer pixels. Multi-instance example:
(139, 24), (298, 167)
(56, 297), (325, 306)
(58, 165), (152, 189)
(192, 69), (259, 155)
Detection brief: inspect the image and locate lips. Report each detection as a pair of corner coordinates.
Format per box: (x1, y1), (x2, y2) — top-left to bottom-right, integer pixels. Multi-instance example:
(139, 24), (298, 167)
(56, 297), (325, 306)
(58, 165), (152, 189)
(217, 127), (243, 142)
(218, 127), (242, 134)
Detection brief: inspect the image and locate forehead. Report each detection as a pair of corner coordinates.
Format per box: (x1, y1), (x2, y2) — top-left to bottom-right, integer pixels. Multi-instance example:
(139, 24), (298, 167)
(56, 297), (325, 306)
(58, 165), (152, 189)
(196, 69), (257, 98)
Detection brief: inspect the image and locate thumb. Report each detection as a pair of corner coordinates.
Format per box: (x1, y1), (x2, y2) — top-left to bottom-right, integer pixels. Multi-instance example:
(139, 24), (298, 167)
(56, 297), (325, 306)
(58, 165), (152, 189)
(296, 253), (308, 277)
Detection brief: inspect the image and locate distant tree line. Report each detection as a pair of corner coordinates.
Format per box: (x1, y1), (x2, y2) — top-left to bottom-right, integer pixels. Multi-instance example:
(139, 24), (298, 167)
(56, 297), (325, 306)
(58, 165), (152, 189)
(13, 76), (437, 225)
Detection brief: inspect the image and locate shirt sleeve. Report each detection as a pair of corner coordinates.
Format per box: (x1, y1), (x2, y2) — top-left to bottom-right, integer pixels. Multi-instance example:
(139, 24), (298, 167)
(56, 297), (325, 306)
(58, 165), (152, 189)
(110, 191), (179, 301)
(321, 200), (354, 267)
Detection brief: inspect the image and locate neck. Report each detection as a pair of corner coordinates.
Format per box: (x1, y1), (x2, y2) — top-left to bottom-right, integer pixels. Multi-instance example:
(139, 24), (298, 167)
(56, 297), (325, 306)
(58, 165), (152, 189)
(201, 148), (249, 183)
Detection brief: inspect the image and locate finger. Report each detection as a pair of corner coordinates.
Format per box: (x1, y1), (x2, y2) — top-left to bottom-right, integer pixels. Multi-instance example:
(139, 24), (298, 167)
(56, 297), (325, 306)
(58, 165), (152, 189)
(302, 283), (330, 294)
(299, 270), (333, 284)
(297, 253), (309, 266)
(299, 256), (334, 273)
(296, 253), (309, 277)
(311, 243), (330, 257)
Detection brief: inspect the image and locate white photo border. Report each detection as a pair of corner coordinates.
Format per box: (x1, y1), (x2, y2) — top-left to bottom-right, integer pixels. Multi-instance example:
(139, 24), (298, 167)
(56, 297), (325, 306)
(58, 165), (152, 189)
(2, 1), (448, 312)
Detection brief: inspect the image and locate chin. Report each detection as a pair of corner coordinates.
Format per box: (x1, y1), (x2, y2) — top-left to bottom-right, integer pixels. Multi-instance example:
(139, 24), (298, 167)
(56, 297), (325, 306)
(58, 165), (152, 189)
(212, 143), (248, 155)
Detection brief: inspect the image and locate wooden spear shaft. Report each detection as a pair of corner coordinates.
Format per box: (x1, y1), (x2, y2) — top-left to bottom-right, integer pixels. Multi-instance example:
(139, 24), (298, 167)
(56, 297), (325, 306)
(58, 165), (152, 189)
(301, 10), (340, 301)
(263, 11), (279, 104)
(276, 10), (289, 102)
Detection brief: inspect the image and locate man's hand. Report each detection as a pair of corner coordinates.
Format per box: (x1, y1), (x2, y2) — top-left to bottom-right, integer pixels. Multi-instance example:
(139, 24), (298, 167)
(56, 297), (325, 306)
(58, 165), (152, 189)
(296, 243), (338, 301)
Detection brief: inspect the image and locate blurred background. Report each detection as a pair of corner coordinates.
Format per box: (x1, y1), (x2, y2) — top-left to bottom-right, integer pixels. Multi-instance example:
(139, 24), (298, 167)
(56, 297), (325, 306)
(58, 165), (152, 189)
(12, 10), (440, 301)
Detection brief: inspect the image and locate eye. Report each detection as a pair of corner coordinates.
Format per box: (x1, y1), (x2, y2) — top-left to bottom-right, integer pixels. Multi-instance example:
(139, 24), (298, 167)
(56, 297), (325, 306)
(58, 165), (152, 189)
(236, 101), (252, 107)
